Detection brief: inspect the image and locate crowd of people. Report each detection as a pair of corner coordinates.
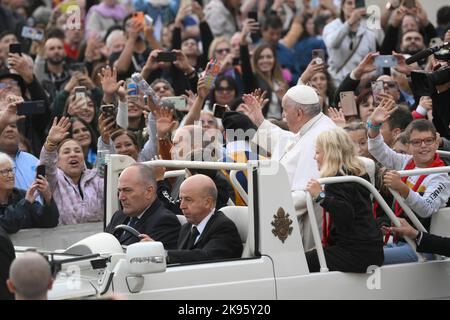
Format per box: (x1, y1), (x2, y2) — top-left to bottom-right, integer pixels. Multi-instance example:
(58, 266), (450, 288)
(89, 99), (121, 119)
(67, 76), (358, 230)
(1, 0), (450, 299)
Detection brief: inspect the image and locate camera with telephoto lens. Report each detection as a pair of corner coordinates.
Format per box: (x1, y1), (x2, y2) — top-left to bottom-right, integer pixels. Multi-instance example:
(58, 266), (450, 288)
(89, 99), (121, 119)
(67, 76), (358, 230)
(411, 65), (450, 96)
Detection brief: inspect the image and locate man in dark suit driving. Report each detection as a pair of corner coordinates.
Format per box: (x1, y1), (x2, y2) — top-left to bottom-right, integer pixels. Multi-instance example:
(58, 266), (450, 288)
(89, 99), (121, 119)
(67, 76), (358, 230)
(105, 164), (180, 249)
(140, 174), (243, 264)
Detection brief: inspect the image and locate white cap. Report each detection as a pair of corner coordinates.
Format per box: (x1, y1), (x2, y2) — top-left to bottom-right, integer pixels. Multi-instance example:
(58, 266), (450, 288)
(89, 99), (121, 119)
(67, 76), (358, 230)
(285, 85), (319, 105)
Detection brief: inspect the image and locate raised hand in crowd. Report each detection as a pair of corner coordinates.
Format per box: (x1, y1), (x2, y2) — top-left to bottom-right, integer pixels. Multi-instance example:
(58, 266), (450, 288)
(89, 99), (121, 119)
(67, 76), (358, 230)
(392, 51), (418, 76)
(299, 59), (325, 85)
(352, 52), (379, 80)
(250, 88), (269, 109)
(25, 175), (52, 205)
(64, 71), (83, 93)
(45, 117), (71, 152)
(414, 1), (429, 27)
(347, 7), (366, 28)
(172, 49), (195, 75)
(85, 33), (104, 63)
(390, 6), (407, 28)
(240, 18), (260, 44)
(367, 98), (397, 139)
(197, 75), (209, 101)
(78, 69), (96, 90)
(0, 101), (24, 134)
(8, 53), (34, 84)
(67, 95), (88, 117)
(152, 155), (166, 182)
(100, 66), (126, 103)
(191, 1), (205, 22)
(240, 93), (265, 127)
(328, 107), (347, 128)
(174, 3), (191, 28)
(128, 18), (143, 42)
(183, 90), (197, 112)
(419, 96), (433, 120)
(154, 107), (177, 139)
(98, 113), (117, 144)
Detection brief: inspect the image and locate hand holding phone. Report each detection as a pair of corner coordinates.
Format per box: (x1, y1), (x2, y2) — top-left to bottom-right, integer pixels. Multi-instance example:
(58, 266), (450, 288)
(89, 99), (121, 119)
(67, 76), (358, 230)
(312, 49), (326, 65)
(17, 101), (46, 116)
(161, 96), (187, 111)
(74, 86), (86, 99)
(9, 43), (22, 56)
(212, 103), (227, 119)
(36, 164), (46, 179)
(156, 51), (177, 63)
(21, 26), (45, 41)
(374, 55), (397, 68)
(403, 0), (416, 9)
(132, 12), (145, 26)
(100, 104), (118, 119)
(204, 60), (222, 90)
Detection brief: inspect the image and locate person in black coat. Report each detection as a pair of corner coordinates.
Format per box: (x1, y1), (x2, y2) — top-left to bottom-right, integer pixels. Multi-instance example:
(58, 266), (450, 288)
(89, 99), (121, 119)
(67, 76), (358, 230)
(140, 174), (243, 264)
(0, 226), (14, 300)
(390, 218), (450, 257)
(105, 164), (181, 249)
(306, 128), (384, 272)
(0, 152), (59, 234)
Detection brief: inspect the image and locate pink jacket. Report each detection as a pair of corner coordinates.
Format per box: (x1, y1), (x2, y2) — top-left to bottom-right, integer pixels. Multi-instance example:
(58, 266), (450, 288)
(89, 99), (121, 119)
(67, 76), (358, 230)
(39, 147), (104, 225)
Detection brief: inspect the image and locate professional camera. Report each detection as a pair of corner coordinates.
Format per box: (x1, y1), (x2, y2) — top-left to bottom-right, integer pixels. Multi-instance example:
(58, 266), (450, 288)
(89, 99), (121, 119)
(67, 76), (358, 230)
(411, 66), (450, 96)
(434, 48), (450, 62)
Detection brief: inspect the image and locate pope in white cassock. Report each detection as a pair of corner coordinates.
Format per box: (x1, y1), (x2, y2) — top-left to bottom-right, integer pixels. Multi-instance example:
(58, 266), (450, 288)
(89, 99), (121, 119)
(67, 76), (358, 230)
(243, 85), (336, 251)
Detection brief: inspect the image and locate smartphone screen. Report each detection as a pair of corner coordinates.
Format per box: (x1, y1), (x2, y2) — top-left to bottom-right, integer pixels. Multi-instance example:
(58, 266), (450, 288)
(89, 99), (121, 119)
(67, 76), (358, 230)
(374, 55), (397, 68)
(100, 104), (117, 118)
(69, 63), (86, 74)
(9, 43), (22, 55)
(156, 52), (177, 63)
(213, 103), (227, 119)
(248, 11), (258, 22)
(312, 49), (325, 64)
(21, 26), (44, 41)
(161, 96), (187, 111)
(17, 101), (46, 116)
(403, 0), (416, 9)
(355, 0), (366, 8)
(74, 86), (87, 100)
(371, 81), (385, 105)
(36, 164), (46, 178)
(339, 92), (358, 116)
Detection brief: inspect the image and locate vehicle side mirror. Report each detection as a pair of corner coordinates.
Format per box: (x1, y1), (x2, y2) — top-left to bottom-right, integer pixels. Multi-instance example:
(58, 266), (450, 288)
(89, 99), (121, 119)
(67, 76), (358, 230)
(126, 242), (166, 275)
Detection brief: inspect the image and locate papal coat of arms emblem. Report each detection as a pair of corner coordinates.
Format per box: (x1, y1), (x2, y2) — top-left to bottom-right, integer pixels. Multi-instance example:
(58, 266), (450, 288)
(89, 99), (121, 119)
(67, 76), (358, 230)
(271, 207), (293, 243)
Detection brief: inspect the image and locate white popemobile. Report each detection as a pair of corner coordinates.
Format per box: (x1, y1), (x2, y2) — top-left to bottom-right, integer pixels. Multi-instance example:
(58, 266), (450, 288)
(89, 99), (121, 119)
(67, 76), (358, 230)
(11, 154), (450, 300)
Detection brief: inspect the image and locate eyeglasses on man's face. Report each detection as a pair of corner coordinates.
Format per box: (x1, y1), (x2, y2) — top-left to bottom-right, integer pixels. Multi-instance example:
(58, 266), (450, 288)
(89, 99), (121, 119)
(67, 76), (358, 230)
(0, 167), (15, 178)
(409, 137), (436, 147)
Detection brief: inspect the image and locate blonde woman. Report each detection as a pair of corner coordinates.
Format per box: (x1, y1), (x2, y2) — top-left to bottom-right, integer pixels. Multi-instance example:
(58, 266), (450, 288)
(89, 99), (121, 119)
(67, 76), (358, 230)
(306, 127), (383, 272)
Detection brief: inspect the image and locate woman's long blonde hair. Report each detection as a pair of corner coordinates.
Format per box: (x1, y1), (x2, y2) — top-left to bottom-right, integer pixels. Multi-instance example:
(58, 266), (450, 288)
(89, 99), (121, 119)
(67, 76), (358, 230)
(316, 127), (366, 178)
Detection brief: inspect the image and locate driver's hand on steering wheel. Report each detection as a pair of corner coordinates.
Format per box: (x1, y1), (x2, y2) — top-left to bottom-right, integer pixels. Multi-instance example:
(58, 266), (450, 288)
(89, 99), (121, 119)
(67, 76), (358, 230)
(139, 234), (154, 242)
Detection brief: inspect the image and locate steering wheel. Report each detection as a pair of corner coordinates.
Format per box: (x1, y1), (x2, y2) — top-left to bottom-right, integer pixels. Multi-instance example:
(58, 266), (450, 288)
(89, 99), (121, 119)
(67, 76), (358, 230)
(114, 224), (141, 241)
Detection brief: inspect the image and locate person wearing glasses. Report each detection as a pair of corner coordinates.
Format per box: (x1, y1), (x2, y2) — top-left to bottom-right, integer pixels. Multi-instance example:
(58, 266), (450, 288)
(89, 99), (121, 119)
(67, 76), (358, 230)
(0, 152), (59, 234)
(367, 99), (450, 264)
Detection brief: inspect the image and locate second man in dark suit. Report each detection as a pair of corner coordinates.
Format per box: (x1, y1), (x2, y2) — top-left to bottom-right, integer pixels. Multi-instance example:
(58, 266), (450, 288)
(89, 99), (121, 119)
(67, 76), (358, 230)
(140, 174), (243, 264)
(105, 164), (181, 249)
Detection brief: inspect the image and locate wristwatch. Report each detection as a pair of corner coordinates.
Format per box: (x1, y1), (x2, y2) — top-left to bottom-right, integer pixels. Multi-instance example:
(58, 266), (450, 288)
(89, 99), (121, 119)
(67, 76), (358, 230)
(315, 191), (326, 203)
